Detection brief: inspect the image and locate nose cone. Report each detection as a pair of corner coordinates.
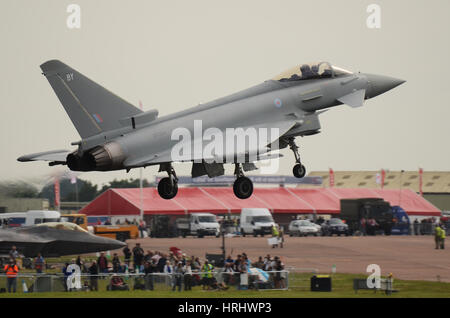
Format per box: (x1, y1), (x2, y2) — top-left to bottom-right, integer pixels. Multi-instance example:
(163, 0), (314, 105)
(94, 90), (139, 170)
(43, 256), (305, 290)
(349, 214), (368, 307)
(365, 73), (405, 98)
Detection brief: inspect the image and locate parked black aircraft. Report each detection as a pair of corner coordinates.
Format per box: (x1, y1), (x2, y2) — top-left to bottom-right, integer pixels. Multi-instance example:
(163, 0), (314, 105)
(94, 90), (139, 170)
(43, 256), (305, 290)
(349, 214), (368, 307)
(0, 222), (126, 258)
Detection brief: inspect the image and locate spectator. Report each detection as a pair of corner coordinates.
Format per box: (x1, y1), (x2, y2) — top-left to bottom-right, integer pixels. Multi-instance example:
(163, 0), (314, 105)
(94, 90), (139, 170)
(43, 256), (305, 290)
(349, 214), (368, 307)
(97, 252), (109, 275)
(435, 224), (446, 250)
(62, 262), (71, 291)
(360, 218), (367, 236)
(76, 256), (87, 273)
(4, 259), (19, 293)
(201, 260), (214, 290)
(237, 259), (247, 274)
(151, 251), (162, 264)
(183, 260), (193, 291)
(273, 257), (285, 289)
(193, 257), (201, 270)
(413, 219), (420, 235)
(89, 260), (99, 291)
(144, 250), (153, 263)
(138, 219), (146, 238)
(278, 226), (284, 248)
(164, 260), (174, 287)
(76, 256), (82, 267)
(254, 256), (264, 269)
(225, 255), (234, 265)
(271, 225), (279, 248)
(112, 253), (121, 273)
(223, 262), (235, 285)
(132, 243), (144, 272)
(143, 260), (156, 290)
(172, 261), (183, 292)
(123, 245), (132, 266)
(157, 254), (167, 272)
(264, 255), (272, 271)
(242, 253), (251, 268)
(104, 218), (112, 225)
(109, 274), (129, 291)
(9, 246), (19, 260)
(163, 260), (173, 274)
(180, 253), (188, 266)
(34, 253), (45, 273)
(233, 255), (242, 272)
(367, 218), (378, 235)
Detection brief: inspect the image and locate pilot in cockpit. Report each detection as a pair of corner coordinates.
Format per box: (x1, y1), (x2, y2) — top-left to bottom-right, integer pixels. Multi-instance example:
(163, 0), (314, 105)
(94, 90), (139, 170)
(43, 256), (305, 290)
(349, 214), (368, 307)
(311, 65), (319, 77)
(300, 64), (313, 79)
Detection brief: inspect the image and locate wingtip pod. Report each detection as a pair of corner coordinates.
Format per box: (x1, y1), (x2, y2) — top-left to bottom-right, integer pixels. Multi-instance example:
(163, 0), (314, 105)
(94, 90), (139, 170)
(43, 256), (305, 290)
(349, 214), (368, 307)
(40, 60), (69, 74)
(17, 150), (70, 162)
(17, 155), (29, 162)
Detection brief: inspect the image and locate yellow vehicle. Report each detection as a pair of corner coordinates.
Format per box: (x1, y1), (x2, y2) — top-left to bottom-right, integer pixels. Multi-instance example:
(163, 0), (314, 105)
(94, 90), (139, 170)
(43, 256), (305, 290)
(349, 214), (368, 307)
(61, 214), (139, 241)
(93, 224), (139, 242)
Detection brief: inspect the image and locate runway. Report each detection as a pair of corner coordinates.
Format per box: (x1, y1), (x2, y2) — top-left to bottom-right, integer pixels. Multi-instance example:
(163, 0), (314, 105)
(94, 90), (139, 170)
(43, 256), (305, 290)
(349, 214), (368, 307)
(124, 235), (450, 282)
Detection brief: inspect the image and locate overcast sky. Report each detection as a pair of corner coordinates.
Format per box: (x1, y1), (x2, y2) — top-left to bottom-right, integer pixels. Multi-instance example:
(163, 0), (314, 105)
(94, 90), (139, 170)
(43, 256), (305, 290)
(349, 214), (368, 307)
(0, 0), (449, 188)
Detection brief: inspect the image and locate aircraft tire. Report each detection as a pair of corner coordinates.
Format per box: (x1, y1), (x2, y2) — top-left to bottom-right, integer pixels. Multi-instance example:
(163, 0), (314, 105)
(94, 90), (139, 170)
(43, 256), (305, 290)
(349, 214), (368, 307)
(157, 177), (178, 199)
(293, 164), (306, 178)
(233, 176), (253, 199)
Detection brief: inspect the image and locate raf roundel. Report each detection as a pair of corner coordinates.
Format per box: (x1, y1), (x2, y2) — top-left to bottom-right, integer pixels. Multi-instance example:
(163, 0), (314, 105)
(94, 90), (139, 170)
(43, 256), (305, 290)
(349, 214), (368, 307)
(274, 98), (282, 108)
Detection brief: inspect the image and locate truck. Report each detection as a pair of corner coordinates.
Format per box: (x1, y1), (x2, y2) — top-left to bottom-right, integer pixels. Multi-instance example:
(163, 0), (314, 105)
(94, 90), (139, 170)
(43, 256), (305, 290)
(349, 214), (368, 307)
(239, 208), (277, 237)
(149, 215), (177, 238)
(175, 213), (220, 238)
(339, 198), (394, 235)
(61, 213), (139, 241)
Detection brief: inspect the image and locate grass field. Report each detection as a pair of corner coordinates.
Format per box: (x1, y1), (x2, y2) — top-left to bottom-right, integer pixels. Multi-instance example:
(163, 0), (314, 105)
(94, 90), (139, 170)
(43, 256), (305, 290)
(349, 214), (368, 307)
(1, 273), (450, 298)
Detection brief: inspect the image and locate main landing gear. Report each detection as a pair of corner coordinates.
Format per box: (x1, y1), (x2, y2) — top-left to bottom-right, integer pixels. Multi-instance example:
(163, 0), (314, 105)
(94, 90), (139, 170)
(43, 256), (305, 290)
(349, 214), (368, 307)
(233, 163), (253, 199)
(289, 138), (306, 178)
(157, 163), (178, 199)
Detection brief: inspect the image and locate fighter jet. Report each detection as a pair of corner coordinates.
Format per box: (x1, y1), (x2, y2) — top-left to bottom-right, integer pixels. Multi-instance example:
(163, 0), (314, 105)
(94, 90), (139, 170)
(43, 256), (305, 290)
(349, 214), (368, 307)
(0, 222), (126, 257)
(18, 60), (404, 200)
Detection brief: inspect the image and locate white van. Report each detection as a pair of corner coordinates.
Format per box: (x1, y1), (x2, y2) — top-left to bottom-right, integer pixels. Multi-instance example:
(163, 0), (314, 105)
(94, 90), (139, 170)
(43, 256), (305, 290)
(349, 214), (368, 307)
(0, 212), (27, 227)
(0, 210), (60, 227)
(176, 213), (220, 238)
(24, 210), (61, 226)
(239, 208), (277, 237)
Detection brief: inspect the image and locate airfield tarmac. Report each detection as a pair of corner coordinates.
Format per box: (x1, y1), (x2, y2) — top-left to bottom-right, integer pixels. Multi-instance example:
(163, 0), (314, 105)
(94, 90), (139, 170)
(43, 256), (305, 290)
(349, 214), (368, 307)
(125, 235), (450, 282)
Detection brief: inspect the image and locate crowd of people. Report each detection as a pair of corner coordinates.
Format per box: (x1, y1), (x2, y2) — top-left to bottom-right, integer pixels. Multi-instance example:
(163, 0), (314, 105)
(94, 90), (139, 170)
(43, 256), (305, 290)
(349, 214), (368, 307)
(1, 245), (44, 293)
(1, 241), (286, 293)
(58, 244), (286, 292)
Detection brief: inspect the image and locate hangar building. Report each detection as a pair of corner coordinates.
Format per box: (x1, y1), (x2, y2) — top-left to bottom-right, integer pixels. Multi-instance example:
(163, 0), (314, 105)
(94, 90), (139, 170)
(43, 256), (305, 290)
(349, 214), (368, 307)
(302, 171), (450, 211)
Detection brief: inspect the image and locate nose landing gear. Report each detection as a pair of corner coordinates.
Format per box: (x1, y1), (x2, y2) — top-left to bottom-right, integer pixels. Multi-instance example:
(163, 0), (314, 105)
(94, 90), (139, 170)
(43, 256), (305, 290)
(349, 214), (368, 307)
(233, 163), (253, 199)
(157, 163), (178, 199)
(289, 138), (306, 178)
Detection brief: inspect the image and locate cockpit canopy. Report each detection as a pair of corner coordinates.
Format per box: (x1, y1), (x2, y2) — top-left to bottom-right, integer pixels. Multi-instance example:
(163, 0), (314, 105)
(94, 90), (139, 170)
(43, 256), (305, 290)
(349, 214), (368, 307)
(36, 222), (88, 233)
(273, 62), (353, 82)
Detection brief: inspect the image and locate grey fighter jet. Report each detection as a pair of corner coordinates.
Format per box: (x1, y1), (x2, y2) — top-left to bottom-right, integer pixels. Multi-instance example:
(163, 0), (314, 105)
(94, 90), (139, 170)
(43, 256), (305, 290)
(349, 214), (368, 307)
(0, 222), (126, 257)
(18, 60), (404, 199)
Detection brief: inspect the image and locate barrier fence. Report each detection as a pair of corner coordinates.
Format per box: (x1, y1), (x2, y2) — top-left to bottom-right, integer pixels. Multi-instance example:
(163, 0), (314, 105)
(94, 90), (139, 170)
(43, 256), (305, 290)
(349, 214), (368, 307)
(0, 270), (289, 293)
(411, 222), (449, 236)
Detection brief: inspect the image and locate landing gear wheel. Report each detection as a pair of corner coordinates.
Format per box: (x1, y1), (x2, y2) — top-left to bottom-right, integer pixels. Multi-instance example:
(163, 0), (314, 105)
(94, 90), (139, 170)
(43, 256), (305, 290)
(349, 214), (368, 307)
(157, 177), (178, 200)
(293, 164), (306, 178)
(233, 176), (253, 199)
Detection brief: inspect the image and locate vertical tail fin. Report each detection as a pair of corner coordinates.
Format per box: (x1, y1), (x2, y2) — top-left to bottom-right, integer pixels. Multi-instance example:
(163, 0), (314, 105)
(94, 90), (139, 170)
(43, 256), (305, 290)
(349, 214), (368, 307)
(40, 60), (142, 138)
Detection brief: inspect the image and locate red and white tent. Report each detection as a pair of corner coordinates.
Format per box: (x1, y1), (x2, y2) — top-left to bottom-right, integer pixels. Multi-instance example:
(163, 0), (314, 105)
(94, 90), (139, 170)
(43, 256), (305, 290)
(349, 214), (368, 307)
(80, 187), (441, 217)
